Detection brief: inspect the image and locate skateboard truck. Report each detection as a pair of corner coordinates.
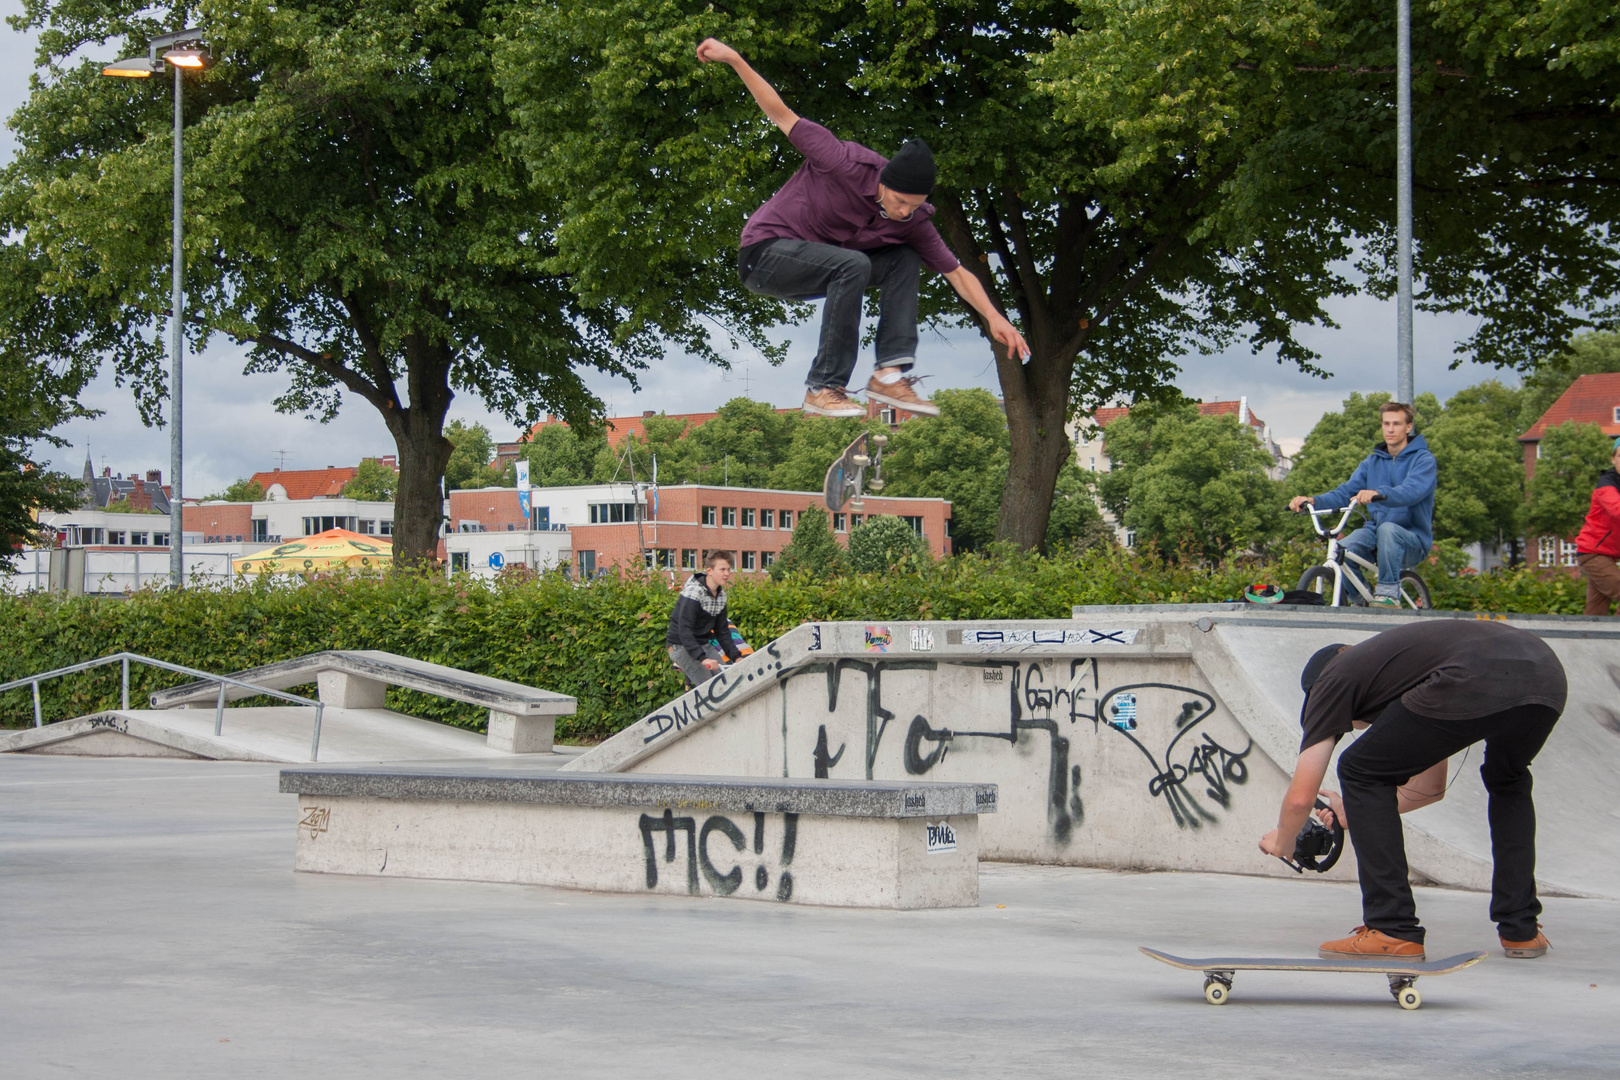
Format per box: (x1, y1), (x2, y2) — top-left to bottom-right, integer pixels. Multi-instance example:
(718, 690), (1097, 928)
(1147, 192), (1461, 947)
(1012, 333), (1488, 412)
(1277, 798), (1345, 874)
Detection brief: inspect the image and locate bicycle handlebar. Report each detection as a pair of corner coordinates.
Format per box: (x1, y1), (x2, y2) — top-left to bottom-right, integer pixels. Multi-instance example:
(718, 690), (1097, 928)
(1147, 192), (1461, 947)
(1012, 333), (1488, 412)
(1292, 493), (1385, 536)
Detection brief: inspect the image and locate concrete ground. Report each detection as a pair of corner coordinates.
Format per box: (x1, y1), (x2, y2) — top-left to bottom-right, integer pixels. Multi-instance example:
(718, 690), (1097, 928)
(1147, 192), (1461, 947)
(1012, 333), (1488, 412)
(2, 756), (1614, 1079)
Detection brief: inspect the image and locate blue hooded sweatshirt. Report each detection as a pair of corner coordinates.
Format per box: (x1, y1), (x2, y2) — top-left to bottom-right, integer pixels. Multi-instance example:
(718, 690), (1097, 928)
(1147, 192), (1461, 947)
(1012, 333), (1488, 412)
(1312, 433), (1436, 552)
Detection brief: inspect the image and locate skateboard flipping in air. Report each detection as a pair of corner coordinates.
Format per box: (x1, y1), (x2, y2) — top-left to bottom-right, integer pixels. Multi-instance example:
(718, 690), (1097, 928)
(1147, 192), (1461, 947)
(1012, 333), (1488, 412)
(824, 430), (888, 513)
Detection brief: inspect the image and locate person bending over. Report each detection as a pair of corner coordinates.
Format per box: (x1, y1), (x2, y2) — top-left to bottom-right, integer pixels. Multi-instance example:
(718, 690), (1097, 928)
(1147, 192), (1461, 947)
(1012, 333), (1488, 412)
(1574, 436), (1620, 616)
(1288, 401), (1436, 607)
(1261, 620), (1566, 960)
(696, 37), (1030, 419)
(666, 551), (743, 688)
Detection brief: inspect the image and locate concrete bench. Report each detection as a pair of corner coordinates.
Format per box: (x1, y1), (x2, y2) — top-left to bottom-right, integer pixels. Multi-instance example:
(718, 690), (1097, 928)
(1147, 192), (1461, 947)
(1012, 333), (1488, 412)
(151, 650), (575, 754)
(278, 768), (998, 909)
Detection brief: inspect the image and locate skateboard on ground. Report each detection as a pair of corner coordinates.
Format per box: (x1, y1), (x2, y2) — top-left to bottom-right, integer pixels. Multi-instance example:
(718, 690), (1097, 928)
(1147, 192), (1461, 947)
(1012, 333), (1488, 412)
(1139, 946), (1487, 1009)
(823, 430), (888, 513)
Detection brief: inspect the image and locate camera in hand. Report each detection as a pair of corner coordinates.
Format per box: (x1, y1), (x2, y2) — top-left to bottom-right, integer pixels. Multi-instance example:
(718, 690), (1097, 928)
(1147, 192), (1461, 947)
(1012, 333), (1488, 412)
(1279, 798), (1345, 874)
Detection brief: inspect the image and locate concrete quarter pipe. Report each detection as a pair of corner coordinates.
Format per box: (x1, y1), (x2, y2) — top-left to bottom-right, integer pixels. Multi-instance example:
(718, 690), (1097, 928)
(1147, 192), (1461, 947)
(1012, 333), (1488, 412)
(568, 606), (1620, 901)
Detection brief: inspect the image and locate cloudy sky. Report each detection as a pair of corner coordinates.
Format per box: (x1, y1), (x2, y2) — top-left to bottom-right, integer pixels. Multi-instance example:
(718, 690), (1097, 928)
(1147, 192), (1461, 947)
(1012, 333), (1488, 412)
(5, 10), (1512, 495)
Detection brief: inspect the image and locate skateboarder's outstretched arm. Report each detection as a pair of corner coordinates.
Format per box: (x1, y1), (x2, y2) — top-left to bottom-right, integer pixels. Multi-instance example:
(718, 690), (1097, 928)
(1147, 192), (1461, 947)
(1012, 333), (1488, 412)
(696, 39), (799, 137)
(1259, 738), (1334, 858)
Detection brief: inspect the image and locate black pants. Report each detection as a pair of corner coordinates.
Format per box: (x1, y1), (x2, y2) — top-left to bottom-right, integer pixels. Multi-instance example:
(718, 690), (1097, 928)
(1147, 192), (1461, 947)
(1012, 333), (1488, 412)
(1337, 699), (1560, 945)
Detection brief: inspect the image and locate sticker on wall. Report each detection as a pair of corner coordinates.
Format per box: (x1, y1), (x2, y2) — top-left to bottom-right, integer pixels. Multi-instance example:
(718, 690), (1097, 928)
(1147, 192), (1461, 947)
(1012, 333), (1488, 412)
(808, 624), (822, 651)
(864, 625), (893, 652)
(909, 626), (935, 652)
(926, 821), (958, 854)
(1108, 692), (1138, 731)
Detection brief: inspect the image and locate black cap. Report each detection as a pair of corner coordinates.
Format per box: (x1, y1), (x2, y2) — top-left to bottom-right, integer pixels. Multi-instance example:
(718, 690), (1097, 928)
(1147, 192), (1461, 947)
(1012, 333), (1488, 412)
(1300, 644), (1349, 695)
(880, 139), (936, 195)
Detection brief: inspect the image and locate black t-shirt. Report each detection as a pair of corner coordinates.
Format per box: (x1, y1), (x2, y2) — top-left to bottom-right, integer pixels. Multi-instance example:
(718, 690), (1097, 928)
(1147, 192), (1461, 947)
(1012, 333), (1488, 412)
(1300, 620), (1567, 753)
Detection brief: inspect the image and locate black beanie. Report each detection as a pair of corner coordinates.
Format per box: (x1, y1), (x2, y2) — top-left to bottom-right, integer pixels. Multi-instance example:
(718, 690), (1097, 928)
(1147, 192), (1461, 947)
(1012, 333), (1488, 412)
(880, 139), (936, 195)
(1300, 643), (1350, 695)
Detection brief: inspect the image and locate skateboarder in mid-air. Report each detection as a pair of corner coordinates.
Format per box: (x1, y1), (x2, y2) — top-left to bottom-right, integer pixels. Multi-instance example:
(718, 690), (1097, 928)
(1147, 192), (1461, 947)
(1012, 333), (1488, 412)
(1260, 620), (1566, 960)
(696, 38), (1030, 419)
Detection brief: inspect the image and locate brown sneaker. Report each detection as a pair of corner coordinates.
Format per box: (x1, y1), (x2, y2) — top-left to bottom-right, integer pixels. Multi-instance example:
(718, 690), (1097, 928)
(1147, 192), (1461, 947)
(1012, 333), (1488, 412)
(1500, 925), (1549, 958)
(1318, 926), (1426, 961)
(802, 386), (866, 418)
(865, 373), (940, 417)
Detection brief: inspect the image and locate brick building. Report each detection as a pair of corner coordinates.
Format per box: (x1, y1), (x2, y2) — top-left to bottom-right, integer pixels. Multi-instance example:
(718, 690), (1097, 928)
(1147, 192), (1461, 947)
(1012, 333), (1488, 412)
(447, 483), (952, 578)
(1517, 372), (1620, 568)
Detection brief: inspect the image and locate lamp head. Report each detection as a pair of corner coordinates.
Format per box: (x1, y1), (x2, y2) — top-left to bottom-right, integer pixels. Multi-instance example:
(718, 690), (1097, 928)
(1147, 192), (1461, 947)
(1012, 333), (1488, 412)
(102, 57), (159, 78)
(162, 46), (212, 69)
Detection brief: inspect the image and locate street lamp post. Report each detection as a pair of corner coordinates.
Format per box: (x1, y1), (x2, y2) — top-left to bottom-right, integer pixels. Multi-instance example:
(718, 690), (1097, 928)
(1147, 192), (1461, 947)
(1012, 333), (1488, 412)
(102, 29), (212, 590)
(1395, 0), (1414, 405)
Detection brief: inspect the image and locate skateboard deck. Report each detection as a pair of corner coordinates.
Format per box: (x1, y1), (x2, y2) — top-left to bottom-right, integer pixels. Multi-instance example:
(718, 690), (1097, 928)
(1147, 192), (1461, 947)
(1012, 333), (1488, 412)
(1139, 946), (1487, 1009)
(823, 431), (887, 513)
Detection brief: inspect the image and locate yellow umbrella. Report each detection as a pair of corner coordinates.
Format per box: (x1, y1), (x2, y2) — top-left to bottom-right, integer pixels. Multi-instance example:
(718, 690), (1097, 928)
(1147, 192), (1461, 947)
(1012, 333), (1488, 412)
(234, 528), (393, 574)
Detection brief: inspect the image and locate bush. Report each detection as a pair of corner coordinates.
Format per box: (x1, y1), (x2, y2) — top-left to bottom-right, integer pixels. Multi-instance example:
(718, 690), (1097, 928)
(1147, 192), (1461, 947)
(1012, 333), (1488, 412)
(0, 546), (1589, 737)
(846, 515), (930, 573)
(769, 505), (847, 580)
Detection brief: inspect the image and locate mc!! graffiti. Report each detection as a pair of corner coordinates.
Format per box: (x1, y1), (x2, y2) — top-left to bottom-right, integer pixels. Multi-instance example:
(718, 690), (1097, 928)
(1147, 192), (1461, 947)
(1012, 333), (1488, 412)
(639, 809), (799, 901)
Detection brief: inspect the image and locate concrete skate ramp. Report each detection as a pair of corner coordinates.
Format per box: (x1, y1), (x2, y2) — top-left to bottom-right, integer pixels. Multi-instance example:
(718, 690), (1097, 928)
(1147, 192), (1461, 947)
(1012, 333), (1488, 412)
(0, 706), (548, 764)
(564, 608), (1620, 900)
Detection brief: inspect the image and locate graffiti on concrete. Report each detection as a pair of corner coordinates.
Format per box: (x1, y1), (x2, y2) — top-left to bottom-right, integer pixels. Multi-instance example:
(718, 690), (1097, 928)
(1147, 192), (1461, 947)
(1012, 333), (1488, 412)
(641, 642), (785, 745)
(639, 808), (799, 901)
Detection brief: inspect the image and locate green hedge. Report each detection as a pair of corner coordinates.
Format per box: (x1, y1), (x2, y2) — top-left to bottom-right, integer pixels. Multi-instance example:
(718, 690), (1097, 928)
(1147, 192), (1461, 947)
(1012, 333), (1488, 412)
(0, 545), (1588, 735)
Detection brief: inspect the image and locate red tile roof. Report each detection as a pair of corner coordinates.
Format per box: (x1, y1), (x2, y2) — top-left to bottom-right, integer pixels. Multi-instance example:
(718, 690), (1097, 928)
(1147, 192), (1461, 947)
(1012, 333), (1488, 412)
(1518, 372), (1620, 442)
(251, 467), (358, 501)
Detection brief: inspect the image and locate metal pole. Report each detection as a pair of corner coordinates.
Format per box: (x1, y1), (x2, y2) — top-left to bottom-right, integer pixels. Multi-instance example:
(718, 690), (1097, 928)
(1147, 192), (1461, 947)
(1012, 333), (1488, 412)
(310, 703), (324, 761)
(169, 62), (185, 590)
(121, 656), (130, 711)
(32, 680), (42, 727)
(214, 680), (225, 736)
(1395, 0), (1414, 404)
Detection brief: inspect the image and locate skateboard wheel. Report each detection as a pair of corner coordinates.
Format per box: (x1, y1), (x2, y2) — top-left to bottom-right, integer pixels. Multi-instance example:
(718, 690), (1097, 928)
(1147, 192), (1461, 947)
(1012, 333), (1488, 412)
(852, 454), (871, 467)
(867, 479), (885, 492)
(849, 499), (865, 512)
(1396, 987), (1421, 1010)
(1203, 979), (1229, 1005)
(872, 434), (889, 446)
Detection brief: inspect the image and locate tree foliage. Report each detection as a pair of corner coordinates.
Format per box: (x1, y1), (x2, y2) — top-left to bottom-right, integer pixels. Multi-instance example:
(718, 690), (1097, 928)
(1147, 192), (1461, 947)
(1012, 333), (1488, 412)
(203, 478), (265, 502)
(1098, 405), (1281, 561)
(340, 458), (399, 503)
(769, 504), (846, 580)
(846, 514), (930, 573)
(492, 0), (1619, 551)
(1424, 382), (1526, 546)
(879, 388), (1009, 552)
(1524, 422), (1614, 541)
(442, 421), (503, 491)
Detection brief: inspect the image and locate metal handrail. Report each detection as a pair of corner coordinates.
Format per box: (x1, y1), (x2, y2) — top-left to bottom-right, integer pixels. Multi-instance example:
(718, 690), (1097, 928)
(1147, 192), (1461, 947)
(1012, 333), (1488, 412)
(0, 651), (327, 760)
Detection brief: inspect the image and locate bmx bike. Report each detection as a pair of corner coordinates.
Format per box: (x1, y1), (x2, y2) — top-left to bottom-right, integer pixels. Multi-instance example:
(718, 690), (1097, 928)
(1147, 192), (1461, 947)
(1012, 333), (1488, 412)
(1294, 501), (1431, 610)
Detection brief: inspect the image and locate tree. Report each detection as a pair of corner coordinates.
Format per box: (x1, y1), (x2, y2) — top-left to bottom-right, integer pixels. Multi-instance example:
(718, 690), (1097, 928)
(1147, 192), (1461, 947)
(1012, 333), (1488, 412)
(847, 515), (930, 573)
(1424, 383), (1525, 548)
(443, 422), (502, 491)
(1099, 405), (1281, 561)
(880, 389), (1009, 552)
(769, 505), (846, 579)
(0, 366), (85, 562)
(1524, 422), (1614, 542)
(494, 0), (1619, 550)
(340, 458), (398, 502)
(1518, 332), (1620, 435)
(1044, 463), (1113, 554)
(3, 2), (653, 566)
(203, 478), (265, 502)
(518, 424), (608, 488)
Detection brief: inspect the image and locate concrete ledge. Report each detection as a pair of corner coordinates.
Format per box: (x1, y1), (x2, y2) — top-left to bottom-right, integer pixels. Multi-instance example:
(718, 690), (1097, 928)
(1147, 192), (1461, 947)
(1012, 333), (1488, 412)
(279, 770), (995, 908)
(279, 768), (997, 818)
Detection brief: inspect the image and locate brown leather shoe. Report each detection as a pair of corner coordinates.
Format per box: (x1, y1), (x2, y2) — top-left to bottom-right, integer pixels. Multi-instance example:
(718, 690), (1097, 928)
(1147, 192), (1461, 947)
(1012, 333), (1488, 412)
(1500, 925), (1550, 958)
(802, 386), (865, 418)
(865, 373), (940, 417)
(1318, 926), (1426, 961)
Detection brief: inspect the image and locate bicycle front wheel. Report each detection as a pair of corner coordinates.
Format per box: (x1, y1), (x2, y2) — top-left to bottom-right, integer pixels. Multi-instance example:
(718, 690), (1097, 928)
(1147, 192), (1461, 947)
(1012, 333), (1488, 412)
(1399, 570), (1431, 610)
(1296, 566), (1339, 606)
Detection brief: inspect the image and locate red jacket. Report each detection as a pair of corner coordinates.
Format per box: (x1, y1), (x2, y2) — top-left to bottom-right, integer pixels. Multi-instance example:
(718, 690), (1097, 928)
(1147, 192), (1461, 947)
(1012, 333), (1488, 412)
(1575, 469), (1620, 557)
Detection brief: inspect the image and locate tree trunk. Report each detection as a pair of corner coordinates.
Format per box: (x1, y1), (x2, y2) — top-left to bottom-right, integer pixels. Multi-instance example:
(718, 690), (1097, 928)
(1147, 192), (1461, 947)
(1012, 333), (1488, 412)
(382, 337), (456, 568)
(994, 348), (1073, 550)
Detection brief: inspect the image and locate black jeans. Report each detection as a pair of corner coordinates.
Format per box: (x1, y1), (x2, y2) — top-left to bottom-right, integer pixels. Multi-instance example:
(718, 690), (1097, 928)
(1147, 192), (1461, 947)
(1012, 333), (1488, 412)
(1337, 699), (1560, 945)
(740, 239), (921, 390)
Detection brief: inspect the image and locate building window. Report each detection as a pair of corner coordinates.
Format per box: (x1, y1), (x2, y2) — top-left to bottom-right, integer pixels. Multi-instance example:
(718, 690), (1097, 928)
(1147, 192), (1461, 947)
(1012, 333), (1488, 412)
(760, 508), (775, 529)
(251, 519), (268, 543)
(1560, 539), (1578, 567)
(530, 506), (551, 530)
(301, 515), (354, 535)
(1538, 536), (1555, 566)
(850, 514), (863, 528)
(1614, 405), (1620, 423)
(779, 510), (793, 530)
(107, 531), (126, 545)
(578, 550), (596, 577)
(1088, 456), (1097, 472)
(721, 507), (737, 527)
(152, 532), (168, 547)
(357, 519), (374, 535)
(901, 515), (924, 535)
(702, 506), (716, 526)
(741, 507), (756, 528)
(380, 520), (392, 536)
(681, 548), (697, 569)
(459, 521), (483, 533)
(880, 407), (896, 426)
(741, 551), (756, 570)
(1124, 529), (1137, 549)
(833, 513), (846, 532)
(131, 532), (148, 546)
(449, 552), (469, 573)
(762, 551), (776, 567)
(589, 502), (639, 524)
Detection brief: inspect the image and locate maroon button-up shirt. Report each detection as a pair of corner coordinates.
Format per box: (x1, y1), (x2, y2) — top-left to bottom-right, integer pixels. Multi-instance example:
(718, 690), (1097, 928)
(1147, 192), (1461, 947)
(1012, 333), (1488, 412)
(738, 120), (961, 275)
